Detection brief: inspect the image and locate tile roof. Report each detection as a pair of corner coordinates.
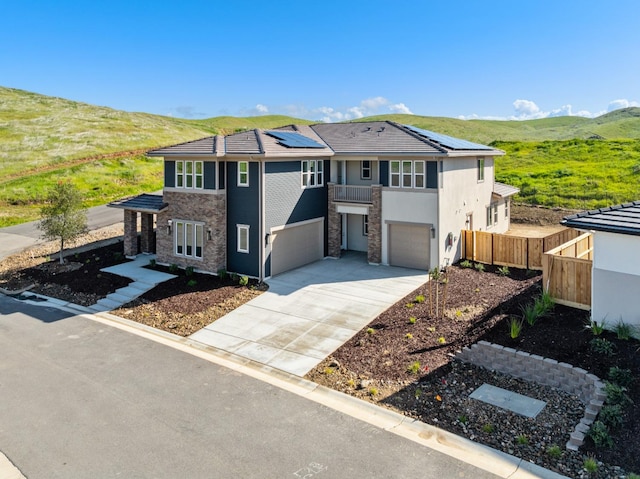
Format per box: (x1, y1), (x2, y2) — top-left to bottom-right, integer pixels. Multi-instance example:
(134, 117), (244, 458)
(561, 201), (640, 236)
(147, 121), (502, 157)
(493, 182), (520, 198)
(108, 194), (168, 213)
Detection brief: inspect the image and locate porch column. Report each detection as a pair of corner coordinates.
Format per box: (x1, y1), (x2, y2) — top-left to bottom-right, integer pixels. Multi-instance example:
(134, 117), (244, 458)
(123, 210), (138, 257)
(327, 183), (341, 258)
(140, 213), (154, 254)
(368, 185), (382, 264)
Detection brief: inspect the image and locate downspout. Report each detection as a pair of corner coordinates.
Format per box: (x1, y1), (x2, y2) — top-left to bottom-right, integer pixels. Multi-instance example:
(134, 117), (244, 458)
(259, 158), (265, 282)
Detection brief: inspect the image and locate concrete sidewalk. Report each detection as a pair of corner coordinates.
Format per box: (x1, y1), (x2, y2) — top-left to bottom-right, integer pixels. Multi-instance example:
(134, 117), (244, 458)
(190, 252), (429, 376)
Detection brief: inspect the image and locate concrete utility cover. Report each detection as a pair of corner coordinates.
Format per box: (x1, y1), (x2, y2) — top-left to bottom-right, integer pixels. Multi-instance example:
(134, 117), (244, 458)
(469, 384), (547, 418)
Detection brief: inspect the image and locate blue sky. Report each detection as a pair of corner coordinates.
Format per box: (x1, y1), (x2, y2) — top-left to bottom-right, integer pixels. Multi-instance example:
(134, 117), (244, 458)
(2, 0), (638, 122)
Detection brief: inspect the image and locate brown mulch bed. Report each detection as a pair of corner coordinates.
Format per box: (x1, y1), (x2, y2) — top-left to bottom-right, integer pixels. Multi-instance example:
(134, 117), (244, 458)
(306, 264), (640, 478)
(112, 266), (266, 337)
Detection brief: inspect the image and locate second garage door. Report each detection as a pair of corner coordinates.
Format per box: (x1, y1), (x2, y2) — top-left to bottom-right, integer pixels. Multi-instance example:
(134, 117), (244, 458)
(388, 223), (430, 270)
(270, 219), (324, 276)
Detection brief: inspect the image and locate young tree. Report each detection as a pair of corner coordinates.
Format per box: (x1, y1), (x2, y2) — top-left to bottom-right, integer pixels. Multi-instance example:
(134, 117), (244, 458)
(38, 181), (88, 264)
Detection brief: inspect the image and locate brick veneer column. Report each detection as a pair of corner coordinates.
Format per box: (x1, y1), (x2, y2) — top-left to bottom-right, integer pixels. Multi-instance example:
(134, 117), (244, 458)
(123, 210), (138, 257)
(327, 183), (341, 258)
(368, 185), (382, 264)
(140, 213), (154, 253)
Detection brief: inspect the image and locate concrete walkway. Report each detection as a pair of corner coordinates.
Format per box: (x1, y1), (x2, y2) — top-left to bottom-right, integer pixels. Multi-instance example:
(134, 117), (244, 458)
(88, 255), (176, 312)
(190, 252), (429, 376)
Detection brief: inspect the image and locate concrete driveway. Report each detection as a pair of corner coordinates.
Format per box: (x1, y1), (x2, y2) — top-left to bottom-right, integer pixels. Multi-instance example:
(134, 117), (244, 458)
(190, 252), (429, 376)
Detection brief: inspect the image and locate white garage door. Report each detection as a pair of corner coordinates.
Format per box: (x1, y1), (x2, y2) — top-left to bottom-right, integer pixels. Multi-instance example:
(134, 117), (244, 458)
(388, 223), (430, 270)
(271, 219), (324, 276)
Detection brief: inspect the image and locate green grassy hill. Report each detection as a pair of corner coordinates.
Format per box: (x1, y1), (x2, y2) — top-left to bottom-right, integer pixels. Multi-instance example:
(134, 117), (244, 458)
(2, 85), (640, 226)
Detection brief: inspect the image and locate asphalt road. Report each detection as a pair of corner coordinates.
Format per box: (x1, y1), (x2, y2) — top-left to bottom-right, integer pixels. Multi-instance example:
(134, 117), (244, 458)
(0, 205), (122, 260)
(0, 296), (500, 479)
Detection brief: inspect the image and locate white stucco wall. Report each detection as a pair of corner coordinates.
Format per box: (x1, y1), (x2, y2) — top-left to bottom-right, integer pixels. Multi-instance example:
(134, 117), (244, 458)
(381, 189), (438, 267)
(591, 231), (640, 328)
(437, 156), (500, 266)
(346, 213), (368, 251)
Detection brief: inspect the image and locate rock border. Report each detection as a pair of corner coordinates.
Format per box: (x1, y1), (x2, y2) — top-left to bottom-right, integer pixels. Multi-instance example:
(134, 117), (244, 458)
(456, 340), (605, 451)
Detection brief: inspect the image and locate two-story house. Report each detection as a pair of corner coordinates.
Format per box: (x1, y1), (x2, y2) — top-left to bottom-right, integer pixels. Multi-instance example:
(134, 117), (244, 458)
(110, 121), (518, 280)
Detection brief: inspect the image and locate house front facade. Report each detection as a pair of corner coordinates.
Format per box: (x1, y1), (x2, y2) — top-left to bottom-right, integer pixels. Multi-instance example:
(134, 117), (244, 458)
(115, 121), (517, 280)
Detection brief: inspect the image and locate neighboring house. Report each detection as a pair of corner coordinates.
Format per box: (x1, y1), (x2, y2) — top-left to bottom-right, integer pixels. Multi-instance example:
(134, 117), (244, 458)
(561, 201), (640, 328)
(109, 121), (518, 280)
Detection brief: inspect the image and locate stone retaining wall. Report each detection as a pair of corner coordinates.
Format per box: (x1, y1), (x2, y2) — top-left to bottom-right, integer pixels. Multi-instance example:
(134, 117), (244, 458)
(456, 340), (605, 451)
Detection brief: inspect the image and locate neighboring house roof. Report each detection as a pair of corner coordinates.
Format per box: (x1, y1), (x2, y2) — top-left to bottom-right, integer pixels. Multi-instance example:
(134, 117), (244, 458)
(108, 194), (168, 213)
(147, 121), (502, 158)
(561, 201), (640, 236)
(493, 182), (520, 198)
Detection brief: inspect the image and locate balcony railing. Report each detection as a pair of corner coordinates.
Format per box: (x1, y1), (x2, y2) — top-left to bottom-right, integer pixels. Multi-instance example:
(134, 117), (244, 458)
(333, 185), (372, 203)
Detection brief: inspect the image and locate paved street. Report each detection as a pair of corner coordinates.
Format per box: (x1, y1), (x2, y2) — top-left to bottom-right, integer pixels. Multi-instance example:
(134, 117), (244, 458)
(0, 295), (503, 479)
(0, 204), (122, 260)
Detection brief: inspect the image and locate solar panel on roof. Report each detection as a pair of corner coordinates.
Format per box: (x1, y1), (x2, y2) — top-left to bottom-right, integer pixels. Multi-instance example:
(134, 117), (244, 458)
(265, 131), (325, 148)
(403, 124), (493, 150)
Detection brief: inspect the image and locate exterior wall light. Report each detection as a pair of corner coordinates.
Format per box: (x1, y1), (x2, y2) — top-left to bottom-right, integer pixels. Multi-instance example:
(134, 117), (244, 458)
(167, 219), (172, 235)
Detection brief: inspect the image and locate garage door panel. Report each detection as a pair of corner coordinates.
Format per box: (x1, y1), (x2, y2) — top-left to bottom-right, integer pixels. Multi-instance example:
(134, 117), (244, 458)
(389, 224), (430, 270)
(271, 220), (324, 276)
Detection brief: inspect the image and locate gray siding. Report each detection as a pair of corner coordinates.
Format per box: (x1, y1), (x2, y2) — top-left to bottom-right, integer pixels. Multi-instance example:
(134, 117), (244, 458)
(226, 162), (260, 277)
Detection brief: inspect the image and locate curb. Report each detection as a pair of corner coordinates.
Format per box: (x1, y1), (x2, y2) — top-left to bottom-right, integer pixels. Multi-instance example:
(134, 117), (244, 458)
(0, 451), (25, 479)
(7, 294), (570, 479)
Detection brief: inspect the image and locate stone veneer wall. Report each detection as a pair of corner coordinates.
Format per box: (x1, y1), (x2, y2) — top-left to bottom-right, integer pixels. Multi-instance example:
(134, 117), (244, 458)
(456, 340), (605, 451)
(327, 184), (341, 258)
(156, 190), (226, 273)
(367, 185), (382, 264)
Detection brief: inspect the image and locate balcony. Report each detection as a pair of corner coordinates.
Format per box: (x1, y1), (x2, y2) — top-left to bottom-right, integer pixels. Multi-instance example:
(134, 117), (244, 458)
(332, 185), (372, 203)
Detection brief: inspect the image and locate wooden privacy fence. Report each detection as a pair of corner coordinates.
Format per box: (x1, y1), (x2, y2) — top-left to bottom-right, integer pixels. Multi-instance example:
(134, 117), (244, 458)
(461, 227), (582, 270)
(542, 233), (593, 310)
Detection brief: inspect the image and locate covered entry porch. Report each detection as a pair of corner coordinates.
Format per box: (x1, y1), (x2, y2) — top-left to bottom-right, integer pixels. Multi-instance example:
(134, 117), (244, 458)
(108, 194), (167, 257)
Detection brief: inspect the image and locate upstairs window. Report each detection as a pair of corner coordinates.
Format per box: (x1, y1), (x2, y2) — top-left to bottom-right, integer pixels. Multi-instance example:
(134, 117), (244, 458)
(390, 160), (427, 189)
(477, 158), (485, 182)
(302, 160), (323, 188)
(238, 161), (249, 186)
(175, 160), (203, 189)
(361, 160), (371, 180)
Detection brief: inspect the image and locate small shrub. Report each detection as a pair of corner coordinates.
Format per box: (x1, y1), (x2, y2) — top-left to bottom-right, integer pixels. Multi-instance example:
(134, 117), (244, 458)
(148, 258), (157, 268)
(368, 387), (378, 396)
(230, 273), (239, 282)
(509, 317), (523, 339)
(520, 303), (539, 326)
(604, 382), (633, 407)
(185, 266), (195, 276)
(323, 367), (335, 375)
(538, 291), (555, 312)
(481, 423), (495, 434)
(408, 316), (417, 324)
(583, 456), (599, 473)
(516, 434), (528, 445)
(613, 320), (635, 340)
(346, 378), (356, 388)
(590, 338), (615, 356)
(474, 262), (485, 273)
(187, 279), (197, 287)
(407, 361), (421, 375)
(608, 366), (634, 388)
(497, 265), (510, 276)
(458, 415), (468, 425)
(437, 336), (446, 344)
(366, 327), (376, 335)
(546, 444), (562, 459)
(405, 302), (415, 309)
(414, 388), (422, 399)
(239, 275), (249, 286)
(598, 404), (624, 429)
(426, 326), (436, 333)
(627, 473), (640, 479)
(588, 421), (613, 448)
(460, 259), (472, 268)
(585, 318), (606, 335)
(169, 263), (179, 274)
(415, 294), (425, 303)
(217, 268), (227, 279)
(405, 333), (413, 339)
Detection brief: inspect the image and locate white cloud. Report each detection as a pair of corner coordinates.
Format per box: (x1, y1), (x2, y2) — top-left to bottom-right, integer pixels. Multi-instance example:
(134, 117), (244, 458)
(255, 104), (269, 114)
(459, 98), (639, 121)
(389, 103), (413, 114)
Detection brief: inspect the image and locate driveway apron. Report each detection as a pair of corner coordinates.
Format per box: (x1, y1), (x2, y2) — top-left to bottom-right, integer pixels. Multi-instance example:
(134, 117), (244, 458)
(190, 252), (429, 376)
